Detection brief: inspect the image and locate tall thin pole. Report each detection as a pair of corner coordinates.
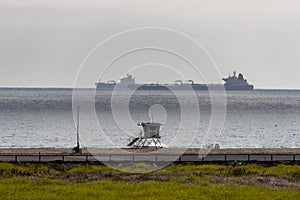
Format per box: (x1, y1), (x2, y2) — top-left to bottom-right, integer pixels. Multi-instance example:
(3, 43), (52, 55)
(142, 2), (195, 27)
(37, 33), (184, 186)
(76, 106), (80, 147)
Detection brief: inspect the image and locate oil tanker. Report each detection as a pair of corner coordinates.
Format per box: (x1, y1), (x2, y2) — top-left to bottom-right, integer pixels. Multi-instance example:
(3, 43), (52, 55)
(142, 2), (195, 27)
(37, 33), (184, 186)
(95, 71), (254, 91)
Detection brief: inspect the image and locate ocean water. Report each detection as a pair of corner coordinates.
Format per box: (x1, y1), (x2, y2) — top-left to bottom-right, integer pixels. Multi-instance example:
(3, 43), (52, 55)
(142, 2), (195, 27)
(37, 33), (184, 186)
(0, 88), (299, 148)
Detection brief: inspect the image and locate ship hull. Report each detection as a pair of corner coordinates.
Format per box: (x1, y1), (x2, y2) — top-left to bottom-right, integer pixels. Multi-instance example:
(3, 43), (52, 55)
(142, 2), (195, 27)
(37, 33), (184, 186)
(95, 83), (116, 91)
(224, 85), (254, 91)
(95, 83), (254, 91)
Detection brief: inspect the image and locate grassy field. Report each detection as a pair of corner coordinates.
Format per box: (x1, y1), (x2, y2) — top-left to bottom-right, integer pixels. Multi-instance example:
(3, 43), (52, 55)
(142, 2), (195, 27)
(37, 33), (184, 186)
(0, 163), (299, 199)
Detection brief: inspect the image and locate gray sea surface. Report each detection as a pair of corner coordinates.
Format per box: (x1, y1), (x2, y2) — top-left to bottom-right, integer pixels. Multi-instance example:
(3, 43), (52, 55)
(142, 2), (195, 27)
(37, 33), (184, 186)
(0, 88), (299, 148)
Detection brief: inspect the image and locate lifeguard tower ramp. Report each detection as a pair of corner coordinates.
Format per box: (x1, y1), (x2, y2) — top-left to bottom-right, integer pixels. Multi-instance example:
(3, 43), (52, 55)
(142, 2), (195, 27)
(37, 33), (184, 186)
(127, 122), (165, 148)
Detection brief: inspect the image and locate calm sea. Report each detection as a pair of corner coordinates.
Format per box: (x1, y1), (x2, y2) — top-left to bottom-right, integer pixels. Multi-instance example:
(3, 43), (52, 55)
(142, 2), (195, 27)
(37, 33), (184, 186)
(0, 88), (299, 148)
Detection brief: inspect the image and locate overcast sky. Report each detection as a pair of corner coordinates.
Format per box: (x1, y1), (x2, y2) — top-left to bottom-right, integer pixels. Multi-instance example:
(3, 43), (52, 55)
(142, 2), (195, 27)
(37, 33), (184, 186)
(0, 0), (300, 89)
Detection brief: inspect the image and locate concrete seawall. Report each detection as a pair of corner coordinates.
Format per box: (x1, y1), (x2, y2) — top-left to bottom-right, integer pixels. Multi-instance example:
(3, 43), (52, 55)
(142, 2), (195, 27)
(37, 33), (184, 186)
(0, 148), (299, 164)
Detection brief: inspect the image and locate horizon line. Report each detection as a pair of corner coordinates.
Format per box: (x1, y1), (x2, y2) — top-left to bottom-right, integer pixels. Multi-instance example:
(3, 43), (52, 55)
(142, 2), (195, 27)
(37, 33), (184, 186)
(0, 86), (299, 91)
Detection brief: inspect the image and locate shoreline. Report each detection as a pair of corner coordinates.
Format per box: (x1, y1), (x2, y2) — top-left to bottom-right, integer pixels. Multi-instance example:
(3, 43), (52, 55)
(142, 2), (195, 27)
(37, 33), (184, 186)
(0, 148), (299, 154)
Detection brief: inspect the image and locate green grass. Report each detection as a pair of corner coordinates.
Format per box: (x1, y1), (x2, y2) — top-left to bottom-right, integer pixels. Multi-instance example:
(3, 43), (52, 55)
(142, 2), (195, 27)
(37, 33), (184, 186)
(68, 165), (115, 174)
(0, 178), (298, 200)
(162, 164), (300, 179)
(0, 163), (299, 199)
(1, 163), (298, 179)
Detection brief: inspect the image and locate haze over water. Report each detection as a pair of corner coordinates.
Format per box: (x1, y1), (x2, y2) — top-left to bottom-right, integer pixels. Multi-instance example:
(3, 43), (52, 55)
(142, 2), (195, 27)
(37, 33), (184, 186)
(0, 88), (299, 149)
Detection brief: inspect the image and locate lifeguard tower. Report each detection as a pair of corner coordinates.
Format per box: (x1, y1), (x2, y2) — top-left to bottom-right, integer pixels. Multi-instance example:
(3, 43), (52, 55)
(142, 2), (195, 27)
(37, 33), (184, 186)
(127, 122), (165, 148)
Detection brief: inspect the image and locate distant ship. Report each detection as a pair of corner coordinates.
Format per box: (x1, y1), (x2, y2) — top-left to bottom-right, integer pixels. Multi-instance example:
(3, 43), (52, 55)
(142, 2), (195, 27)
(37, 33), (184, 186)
(95, 71), (254, 91)
(222, 71), (254, 91)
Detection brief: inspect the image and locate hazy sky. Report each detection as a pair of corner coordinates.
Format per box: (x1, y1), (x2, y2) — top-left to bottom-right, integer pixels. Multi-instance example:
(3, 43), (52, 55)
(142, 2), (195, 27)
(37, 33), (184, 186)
(0, 0), (300, 89)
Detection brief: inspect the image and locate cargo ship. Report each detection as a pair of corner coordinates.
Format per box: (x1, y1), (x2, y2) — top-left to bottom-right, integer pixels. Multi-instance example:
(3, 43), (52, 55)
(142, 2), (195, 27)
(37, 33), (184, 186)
(95, 71), (254, 91)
